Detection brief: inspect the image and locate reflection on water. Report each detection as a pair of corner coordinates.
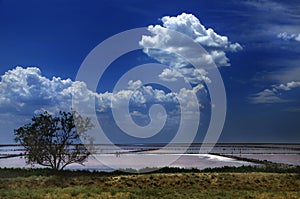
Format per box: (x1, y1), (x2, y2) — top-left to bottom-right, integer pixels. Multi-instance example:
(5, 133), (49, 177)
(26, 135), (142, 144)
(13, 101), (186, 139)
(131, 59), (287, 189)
(0, 143), (299, 171)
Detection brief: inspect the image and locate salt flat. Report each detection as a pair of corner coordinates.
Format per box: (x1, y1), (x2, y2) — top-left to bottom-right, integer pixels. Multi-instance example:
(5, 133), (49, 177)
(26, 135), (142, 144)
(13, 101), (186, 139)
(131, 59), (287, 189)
(231, 154), (300, 166)
(1, 143), (299, 171)
(0, 153), (256, 172)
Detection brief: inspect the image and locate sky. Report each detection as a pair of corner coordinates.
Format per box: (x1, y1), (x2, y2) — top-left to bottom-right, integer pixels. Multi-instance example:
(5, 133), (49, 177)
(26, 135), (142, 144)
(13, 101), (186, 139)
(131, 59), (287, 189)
(0, 0), (300, 144)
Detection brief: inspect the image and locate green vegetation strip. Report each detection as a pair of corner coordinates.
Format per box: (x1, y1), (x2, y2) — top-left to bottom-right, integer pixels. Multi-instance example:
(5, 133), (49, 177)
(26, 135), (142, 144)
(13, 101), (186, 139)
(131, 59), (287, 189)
(0, 167), (299, 198)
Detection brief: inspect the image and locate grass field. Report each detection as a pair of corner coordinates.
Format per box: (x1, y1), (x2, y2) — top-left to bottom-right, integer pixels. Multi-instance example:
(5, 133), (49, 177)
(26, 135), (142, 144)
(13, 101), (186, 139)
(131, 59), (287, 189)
(0, 167), (299, 198)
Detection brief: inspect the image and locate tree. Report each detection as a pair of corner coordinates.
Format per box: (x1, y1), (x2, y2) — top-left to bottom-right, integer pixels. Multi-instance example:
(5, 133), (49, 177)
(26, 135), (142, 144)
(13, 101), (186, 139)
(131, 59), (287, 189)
(14, 111), (94, 170)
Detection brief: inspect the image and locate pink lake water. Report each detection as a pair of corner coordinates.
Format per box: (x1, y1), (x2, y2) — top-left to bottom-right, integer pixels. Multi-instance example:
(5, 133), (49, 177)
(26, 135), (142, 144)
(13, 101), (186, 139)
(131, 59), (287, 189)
(0, 153), (256, 172)
(1, 143), (299, 172)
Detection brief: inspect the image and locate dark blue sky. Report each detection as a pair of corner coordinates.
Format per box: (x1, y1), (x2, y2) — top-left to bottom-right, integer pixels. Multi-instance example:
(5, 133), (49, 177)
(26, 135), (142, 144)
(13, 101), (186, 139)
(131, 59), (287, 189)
(0, 0), (300, 143)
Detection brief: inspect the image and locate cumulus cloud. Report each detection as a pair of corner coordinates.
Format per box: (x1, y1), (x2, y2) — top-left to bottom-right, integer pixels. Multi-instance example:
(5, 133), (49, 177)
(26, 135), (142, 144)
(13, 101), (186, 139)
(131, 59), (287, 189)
(177, 84), (204, 112)
(0, 66), (208, 143)
(127, 80), (143, 90)
(277, 32), (300, 42)
(0, 67), (203, 116)
(158, 68), (183, 82)
(0, 66), (208, 145)
(139, 13), (242, 85)
(160, 13), (242, 53)
(140, 13), (242, 67)
(0, 66), (74, 113)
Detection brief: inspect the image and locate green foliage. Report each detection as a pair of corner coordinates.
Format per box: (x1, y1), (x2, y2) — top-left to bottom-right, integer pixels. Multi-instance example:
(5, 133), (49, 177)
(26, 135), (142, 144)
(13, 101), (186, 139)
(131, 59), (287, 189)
(14, 111), (94, 170)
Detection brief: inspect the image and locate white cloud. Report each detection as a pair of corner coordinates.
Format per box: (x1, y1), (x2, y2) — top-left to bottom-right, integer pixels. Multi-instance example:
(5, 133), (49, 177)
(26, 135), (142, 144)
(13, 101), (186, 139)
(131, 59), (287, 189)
(1, 67), (203, 113)
(181, 68), (211, 84)
(249, 89), (287, 104)
(250, 81), (300, 104)
(177, 84), (204, 112)
(140, 13), (242, 68)
(161, 13), (242, 53)
(275, 81), (300, 91)
(277, 32), (300, 42)
(0, 66), (101, 115)
(158, 67), (211, 84)
(0, 66), (205, 144)
(158, 68), (183, 82)
(139, 13), (242, 86)
(0, 67), (101, 142)
(127, 80), (143, 90)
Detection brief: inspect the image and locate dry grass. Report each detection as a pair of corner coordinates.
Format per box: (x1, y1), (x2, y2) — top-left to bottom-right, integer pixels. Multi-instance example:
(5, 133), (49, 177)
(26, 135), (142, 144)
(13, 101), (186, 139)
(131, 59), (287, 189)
(0, 172), (299, 198)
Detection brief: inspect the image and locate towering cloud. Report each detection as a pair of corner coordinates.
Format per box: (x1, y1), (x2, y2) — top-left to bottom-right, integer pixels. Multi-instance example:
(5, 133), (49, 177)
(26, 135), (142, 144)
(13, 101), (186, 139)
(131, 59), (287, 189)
(140, 13), (242, 67)
(139, 13), (242, 84)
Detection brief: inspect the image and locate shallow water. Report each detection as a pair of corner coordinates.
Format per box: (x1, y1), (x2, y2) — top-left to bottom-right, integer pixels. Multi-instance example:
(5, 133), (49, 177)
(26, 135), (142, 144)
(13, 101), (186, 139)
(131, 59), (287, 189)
(230, 154), (300, 166)
(0, 153), (256, 172)
(0, 143), (299, 171)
